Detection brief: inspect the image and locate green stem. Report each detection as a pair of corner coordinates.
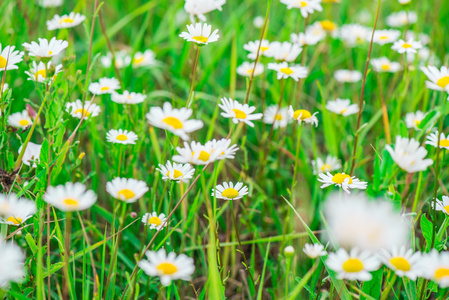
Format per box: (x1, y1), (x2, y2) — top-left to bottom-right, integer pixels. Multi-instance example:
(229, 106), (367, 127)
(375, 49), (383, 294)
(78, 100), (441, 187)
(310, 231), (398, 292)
(186, 45), (201, 108)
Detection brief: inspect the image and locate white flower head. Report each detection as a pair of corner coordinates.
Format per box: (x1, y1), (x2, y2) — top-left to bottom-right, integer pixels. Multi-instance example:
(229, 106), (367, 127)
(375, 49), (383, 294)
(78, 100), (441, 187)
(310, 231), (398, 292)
(253, 16), (264, 28)
(0, 193), (37, 226)
(385, 136), (433, 173)
(219, 97), (263, 127)
(106, 177), (149, 203)
(106, 129), (138, 145)
(386, 11), (417, 27)
(270, 41), (302, 62)
(212, 181), (248, 200)
(0, 44), (24, 72)
(334, 69), (362, 83)
(43, 182), (97, 212)
(8, 110), (33, 129)
(432, 196), (449, 216)
(243, 40), (274, 59)
(205, 138), (239, 160)
(0, 240), (25, 287)
(23, 37), (68, 58)
(263, 105), (290, 129)
(371, 57), (402, 73)
(157, 161), (195, 182)
(312, 156), (341, 174)
(326, 99), (359, 116)
(337, 24), (371, 47)
(47, 12), (86, 30)
(18, 142), (42, 168)
(172, 141), (220, 165)
(326, 248), (381, 281)
(318, 172), (367, 194)
(184, 0), (226, 22)
(372, 29), (401, 45)
(420, 250), (449, 287)
(420, 66), (449, 93)
(236, 61), (264, 77)
(280, 0), (323, 17)
(268, 62), (308, 81)
(37, 0), (62, 7)
(179, 23), (219, 45)
(405, 110), (426, 130)
(141, 212), (167, 230)
(378, 246), (422, 280)
(24, 61), (63, 83)
(128, 50), (156, 68)
(303, 243), (327, 259)
(391, 39), (422, 54)
(100, 50), (129, 69)
(66, 99), (101, 119)
(88, 77), (121, 95)
(426, 131), (449, 150)
(111, 91), (146, 105)
(288, 106), (318, 127)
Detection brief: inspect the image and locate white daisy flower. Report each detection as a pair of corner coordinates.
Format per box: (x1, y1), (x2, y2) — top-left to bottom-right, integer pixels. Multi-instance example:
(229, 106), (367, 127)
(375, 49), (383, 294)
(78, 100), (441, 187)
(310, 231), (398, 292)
(141, 212), (167, 230)
(334, 69), (362, 83)
(106, 129), (138, 145)
(386, 11), (417, 27)
(268, 62), (308, 81)
(426, 131), (449, 150)
(291, 32), (321, 47)
(407, 47), (433, 64)
(399, 0), (411, 4)
(270, 41), (302, 62)
(37, 0), (62, 7)
(326, 248), (380, 281)
(0, 193), (37, 225)
(43, 182), (97, 212)
(88, 77), (121, 95)
(8, 110), (33, 129)
(138, 248), (195, 286)
(405, 110), (426, 129)
(420, 66), (449, 93)
(179, 23), (219, 45)
(288, 106), (318, 127)
(212, 181), (248, 200)
(0, 240), (25, 287)
(66, 99), (101, 119)
(22, 37), (68, 58)
(205, 138), (239, 160)
(280, 0), (323, 18)
(318, 172), (367, 194)
(391, 39), (422, 54)
(0, 44), (24, 72)
(18, 142), (42, 168)
(337, 24), (371, 47)
(24, 61), (63, 83)
(184, 0), (226, 23)
(127, 50), (156, 68)
(385, 136), (433, 173)
(172, 141), (220, 165)
(378, 246), (422, 280)
(100, 50), (128, 69)
(106, 177), (149, 203)
(1, 83), (9, 93)
(236, 61), (264, 77)
(326, 99), (359, 116)
(243, 40), (274, 60)
(420, 250), (449, 287)
(432, 196), (449, 216)
(263, 105), (290, 129)
(219, 97), (263, 127)
(406, 31), (430, 46)
(111, 91), (146, 104)
(47, 12), (86, 30)
(312, 156), (341, 174)
(156, 161), (195, 182)
(372, 29), (401, 45)
(371, 57), (402, 73)
(303, 243), (327, 259)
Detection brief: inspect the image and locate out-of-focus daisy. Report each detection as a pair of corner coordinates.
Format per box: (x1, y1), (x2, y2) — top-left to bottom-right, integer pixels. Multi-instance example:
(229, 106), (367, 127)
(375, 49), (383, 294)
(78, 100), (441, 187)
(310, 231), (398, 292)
(218, 97), (263, 127)
(37, 0), (62, 7)
(47, 12), (86, 30)
(0, 44), (24, 72)
(179, 23), (219, 45)
(88, 77), (120, 95)
(426, 132), (449, 150)
(172, 141), (220, 165)
(290, 28), (325, 46)
(326, 248), (380, 281)
(318, 172), (367, 194)
(0, 240), (25, 287)
(156, 161), (195, 182)
(127, 50), (156, 68)
(334, 69), (362, 83)
(373, 29), (400, 45)
(25, 61), (63, 83)
(406, 31), (430, 46)
(284, 246), (295, 258)
(337, 24), (371, 47)
(184, 0), (225, 22)
(142, 212), (167, 230)
(106, 177), (149, 203)
(138, 248), (195, 286)
(43, 182), (97, 212)
(22, 37), (68, 58)
(399, 0), (411, 4)
(205, 138), (239, 160)
(106, 129), (138, 145)
(421, 66), (449, 93)
(146, 102), (203, 140)
(407, 47), (433, 64)
(288, 107), (318, 126)
(326, 99), (359, 116)
(391, 39), (422, 54)
(385, 136), (433, 173)
(386, 11), (417, 27)
(405, 111), (426, 129)
(1, 83), (8, 93)
(212, 181), (248, 200)
(303, 243), (327, 259)
(253, 16), (264, 28)
(432, 196), (449, 216)
(18, 142), (42, 168)
(66, 99), (101, 119)
(420, 250), (449, 287)
(100, 50), (128, 69)
(243, 40), (274, 60)
(8, 110), (33, 129)
(371, 57), (402, 73)
(312, 156), (341, 174)
(280, 0), (322, 18)
(0, 193), (36, 226)
(111, 91), (146, 104)
(270, 41), (302, 62)
(318, 20), (338, 34)
(236, 61), (264, 77)
(268, 62), (308, 81)
(263, 105), (290, 129)
(378, 246), (422, 280)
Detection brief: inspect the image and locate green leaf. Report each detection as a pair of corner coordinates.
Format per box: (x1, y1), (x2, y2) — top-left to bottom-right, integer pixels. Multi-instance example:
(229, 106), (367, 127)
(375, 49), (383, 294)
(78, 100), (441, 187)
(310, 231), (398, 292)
(420, 214), (433, 251)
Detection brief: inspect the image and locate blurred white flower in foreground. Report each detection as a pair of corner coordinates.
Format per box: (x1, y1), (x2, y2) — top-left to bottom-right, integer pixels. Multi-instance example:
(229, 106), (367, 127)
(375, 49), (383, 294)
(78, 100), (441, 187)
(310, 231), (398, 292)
(334, 69), (362, 83)
(184, 0), (226, 23)
(312, 156), (341, 174)
(280, 0), (322, 18)
(303, 243), (327, 259)
(18, 142), (42, 168)
(0, 240), (25, 287)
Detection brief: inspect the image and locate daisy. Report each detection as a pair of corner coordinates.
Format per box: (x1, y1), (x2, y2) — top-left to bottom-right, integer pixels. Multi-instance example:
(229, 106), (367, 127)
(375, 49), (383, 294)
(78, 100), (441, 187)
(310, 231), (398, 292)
(407, 47), (433, 64)
(290, 28), (325, 46)
(432, 196), (449, 216)
(212, 181), (248, 200)
(22, 37), (68, 58)
(66, 99), (101, 119)
(420, 250), (449, 287)
(426, 131), (449, 150)
(184, 0), (226, 22)
(141, 212), (167, 230)
(406, 31), (430, 46)
(318, 172), (367, 194)
(253, 16), (264, 28)
(218, 97), (263, 127)
(88, 77), (121, 95)
(106, 177), (149, 203)
(318, 20), (338, 34)
(420, 66), (449, 93)
(43, 182), (97, 212)
(172, 141), (220, 165)
(378, 246), (422, 280)
(0, 196), (36, 226)
(284, 246), (295, 257)
(326, 248), (381, 281)
(8, 110), (33, 129)
(0, 240), (25, 287)
(405, 111), (426, 129)
(100, 50), (128, 69)
(236, 61), (264, 77)
(270, 41), (302, 62)
(18, 142), (42, 168)
(205, 138), (239, 160)
(312, 156), (341, 174)
(386, 11), (417, 27)
(371, 57), (402, 73)
(156, 161), (195, 182)
(179, 23), (219, 45)
(385, 136), (433, 173)
(399, 0), (411, 4)
(146, 102), (203, 140)
(263, 105), (290, 129)
(337, 24), (371, 47)
(138, 248), (195, 286)
(47, 12), (86, 30)
(243, 40), (274, 60)
(0, 44), (24, 72)
(111, 91), (146, 104)
(268, 62), (308, 81)
(106, 129), (138, 145)
(280, 0), (323, 18)
(372, 29), (401, 45)
(127, 50), (156, 68)
(303, 243), (327, 259)
(334, 69), (362, 83)
(288, 106), (318, 126)
(24, 61), (63, 83)
(392, 39), (422, 54)
(326, 99), (359, 116)
(37, 0), (62, 7)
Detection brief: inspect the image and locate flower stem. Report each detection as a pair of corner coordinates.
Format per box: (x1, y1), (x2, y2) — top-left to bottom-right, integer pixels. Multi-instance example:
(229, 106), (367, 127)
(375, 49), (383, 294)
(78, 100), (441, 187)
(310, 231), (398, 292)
(186, 45), (201, 108)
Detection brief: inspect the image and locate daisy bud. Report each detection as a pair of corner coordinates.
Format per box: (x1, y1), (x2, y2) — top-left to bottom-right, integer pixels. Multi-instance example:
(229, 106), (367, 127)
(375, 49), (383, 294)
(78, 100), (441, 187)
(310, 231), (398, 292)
(46, 65), (56, 78)
(63, 54), (75, 69)
(26, 104), (37, 119)
(284, 246), (295, 258)
(130, 212), (137, 218)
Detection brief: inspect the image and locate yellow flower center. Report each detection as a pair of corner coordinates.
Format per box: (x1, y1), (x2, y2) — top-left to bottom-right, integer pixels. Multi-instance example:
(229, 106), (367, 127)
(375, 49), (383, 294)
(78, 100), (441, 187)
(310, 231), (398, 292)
(193, 36), (208, 43)
(162, 117), (183, 129)
(381, 64), (391, 71)
(48, 51), (53, 55)
(435, 268), (449, 280)
(320, 20), (336, 31)
(246, 68), (254, 75)
(63, 198), (79, 207)
(260, 46), (269, 52)
(232, 108), (247, 119)
(402, 43), (412, 48)
(440, 139), (449, 147)
(19, 119), (30, 127)
(156, 262), (178, 275)
(100, 86), (110, 91)
(35, 69), (47, 80)
(444, 205), (449, 214)
(437, 76), (449, 89)
(275, 113), (283, 120)
(197, 150), (210, 162)
(74, 108), (91, 116)
(331, 173), (353, 184)
(379, 36), (388, 40)
(221, 188), (239, 199)
(116, 134), (128, 141)
(0, 55), (6, 69)
(414, 120), (421, 126)
(133, 57), (144, 65)
(280, 67), (294, 75)
(340, 109), (347, 114)
(342, 258), (364, 273)
(293, 109), (312, 120)
(118, 188), (135, 200)
(148, 216), (162, 226)
(321, 163), (332, 172)
(390, 257), (411, 271)
(6, 216), (23, 225)
(59, 17), (75, 24)
(299, 1), (308, 7)
(167, 170), (183, 179)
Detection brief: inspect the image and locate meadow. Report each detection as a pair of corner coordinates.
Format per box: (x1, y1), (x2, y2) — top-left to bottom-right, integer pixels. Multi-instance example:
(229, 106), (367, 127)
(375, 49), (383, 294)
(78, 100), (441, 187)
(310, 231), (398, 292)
(1, 0), (449, 299)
